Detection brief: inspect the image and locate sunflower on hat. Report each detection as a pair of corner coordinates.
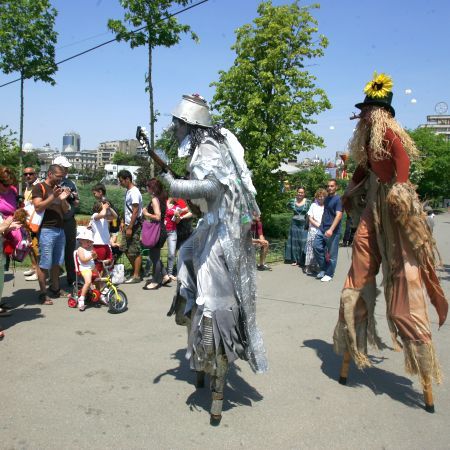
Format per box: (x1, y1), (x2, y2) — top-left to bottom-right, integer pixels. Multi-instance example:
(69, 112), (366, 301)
(355, 71), (395, 117)
(364, 72), (393, 99)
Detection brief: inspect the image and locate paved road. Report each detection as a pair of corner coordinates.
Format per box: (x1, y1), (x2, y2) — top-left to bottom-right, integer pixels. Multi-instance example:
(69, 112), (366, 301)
(1, 214), (449, 449)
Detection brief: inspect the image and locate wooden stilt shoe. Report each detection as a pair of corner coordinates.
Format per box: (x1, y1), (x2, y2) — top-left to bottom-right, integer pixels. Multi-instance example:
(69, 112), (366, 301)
(339, 351), (351, 385)
(210, 392), (223, 426)
(423, 378), (435, 413)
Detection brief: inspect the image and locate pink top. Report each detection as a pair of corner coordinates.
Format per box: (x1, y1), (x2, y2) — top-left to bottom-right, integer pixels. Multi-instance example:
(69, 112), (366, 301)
(0, 185), (17, 217)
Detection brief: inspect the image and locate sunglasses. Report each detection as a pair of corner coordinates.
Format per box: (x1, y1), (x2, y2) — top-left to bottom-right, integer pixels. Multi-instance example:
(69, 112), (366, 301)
(23, 172), (35, 176)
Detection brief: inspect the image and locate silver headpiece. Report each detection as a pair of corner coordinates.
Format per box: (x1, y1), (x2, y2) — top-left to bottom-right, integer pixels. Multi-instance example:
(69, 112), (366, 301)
(172, 94), (212, 128)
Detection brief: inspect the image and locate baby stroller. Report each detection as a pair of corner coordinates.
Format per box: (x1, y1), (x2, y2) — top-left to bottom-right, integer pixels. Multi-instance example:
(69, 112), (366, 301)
(68, 250), (128, 314)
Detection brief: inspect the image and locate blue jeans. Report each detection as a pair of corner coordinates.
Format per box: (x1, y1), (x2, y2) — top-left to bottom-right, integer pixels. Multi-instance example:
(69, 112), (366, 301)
(166, 231), (177, 276)
(39, 227), (66, 270)
(313, 229), (340, 277)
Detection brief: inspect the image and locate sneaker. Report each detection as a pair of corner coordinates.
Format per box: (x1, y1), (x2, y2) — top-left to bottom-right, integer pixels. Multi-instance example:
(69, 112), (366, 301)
(316, 271), (325, 279)
(25, 273), (38, 281)
(124, 277), (142, 284)
(321, 275), (333, 282)
(257, 264), (272, 271)
(78, 300), (86, 311)
(23, 269), (35, 276)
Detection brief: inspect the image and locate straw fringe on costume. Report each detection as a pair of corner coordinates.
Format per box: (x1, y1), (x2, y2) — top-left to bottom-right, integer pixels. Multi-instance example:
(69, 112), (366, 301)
(333, 171), (447, 385)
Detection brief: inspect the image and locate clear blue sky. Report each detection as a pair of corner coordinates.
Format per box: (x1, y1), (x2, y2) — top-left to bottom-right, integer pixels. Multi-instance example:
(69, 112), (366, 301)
(1, 0), (449, 160)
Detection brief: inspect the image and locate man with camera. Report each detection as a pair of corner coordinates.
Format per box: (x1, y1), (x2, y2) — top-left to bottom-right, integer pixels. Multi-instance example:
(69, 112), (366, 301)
(32, 164), (71, 305)
(53, 156), (79, 288)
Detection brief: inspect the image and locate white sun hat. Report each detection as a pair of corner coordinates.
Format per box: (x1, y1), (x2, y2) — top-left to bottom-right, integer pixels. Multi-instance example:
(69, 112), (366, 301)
(76, 226), (94, 242)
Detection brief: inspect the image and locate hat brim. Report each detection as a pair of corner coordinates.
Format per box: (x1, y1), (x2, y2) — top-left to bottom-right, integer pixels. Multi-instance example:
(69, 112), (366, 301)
(355, 102), (395, 117)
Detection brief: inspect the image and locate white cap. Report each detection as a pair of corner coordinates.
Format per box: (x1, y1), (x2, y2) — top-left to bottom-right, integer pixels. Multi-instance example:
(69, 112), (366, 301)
(53, 155), (72, 168)
(76, 226), (94, 242)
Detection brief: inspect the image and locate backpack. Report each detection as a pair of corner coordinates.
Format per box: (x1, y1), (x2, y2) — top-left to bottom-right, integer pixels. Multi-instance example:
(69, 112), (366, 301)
(24, 183), (46, 233)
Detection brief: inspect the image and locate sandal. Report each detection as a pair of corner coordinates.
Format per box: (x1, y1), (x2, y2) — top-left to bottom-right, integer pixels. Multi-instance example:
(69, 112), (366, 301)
(143, 283), (159, 290)
(38, 293), (53, 305)
(161, 276), (171, 286)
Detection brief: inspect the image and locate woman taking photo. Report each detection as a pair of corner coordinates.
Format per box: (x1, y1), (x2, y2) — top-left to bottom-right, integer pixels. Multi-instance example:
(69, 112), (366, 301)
(142, 178), (170, 290)
(285, 186), (311, 267)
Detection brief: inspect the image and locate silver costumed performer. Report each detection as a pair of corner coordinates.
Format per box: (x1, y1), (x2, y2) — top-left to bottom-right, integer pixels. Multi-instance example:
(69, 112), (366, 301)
(163, 94), (268, 424)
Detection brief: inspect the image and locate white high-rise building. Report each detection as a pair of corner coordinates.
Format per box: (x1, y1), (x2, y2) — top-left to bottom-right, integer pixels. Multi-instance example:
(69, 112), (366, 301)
(62, 131), (81, 152)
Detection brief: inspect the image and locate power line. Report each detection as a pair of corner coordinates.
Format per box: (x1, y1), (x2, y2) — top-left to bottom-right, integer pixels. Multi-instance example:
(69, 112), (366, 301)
(0, 0), (209, 89)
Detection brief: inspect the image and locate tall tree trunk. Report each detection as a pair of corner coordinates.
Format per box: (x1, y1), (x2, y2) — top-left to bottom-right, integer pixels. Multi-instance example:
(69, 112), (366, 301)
(148, 41), (154, 178)
(19, 73), (24, 195)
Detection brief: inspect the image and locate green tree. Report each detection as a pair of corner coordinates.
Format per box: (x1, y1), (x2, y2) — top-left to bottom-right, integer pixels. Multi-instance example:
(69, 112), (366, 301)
(0, 125), (40, 176)
(155, 128), (187, 177)
(135, 160), (154, 189)
(0, 125), (19, 167)
(211, 1), (330, 218)
(289, 165), (330, 198)
(408, 127), (450, 202)
(108, 0), (198, 158)
(0, 0), (58, 193)
(112, 151), (131, 164)
(113, 150), (148, 165)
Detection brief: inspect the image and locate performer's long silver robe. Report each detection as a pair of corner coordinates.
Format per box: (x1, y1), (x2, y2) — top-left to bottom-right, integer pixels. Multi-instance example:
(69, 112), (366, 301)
(165, 129), (268, 375)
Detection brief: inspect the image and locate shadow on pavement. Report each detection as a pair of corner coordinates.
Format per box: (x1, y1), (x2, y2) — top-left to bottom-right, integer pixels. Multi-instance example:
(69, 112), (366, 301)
(302, 339), (423, 410)
(153, 348), (263, 414)
(0, 288), (45, 331)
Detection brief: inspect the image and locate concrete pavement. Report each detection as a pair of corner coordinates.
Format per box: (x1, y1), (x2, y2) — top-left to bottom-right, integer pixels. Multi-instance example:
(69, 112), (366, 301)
(1, 213), (449, 449)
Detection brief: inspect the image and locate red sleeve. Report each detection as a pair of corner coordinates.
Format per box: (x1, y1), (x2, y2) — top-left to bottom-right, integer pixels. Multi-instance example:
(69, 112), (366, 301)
(257, 221), (264, 237)
(385, 128), (410, 183)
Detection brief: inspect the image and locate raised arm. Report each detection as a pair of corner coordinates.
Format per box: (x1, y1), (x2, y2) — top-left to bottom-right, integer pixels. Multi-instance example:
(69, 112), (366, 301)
(162, 172), (222, 200)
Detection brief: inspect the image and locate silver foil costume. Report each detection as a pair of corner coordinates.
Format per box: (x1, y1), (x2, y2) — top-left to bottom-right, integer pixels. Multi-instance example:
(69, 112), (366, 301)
(164, 94), (268, 422)
(164, 130), (268, 372)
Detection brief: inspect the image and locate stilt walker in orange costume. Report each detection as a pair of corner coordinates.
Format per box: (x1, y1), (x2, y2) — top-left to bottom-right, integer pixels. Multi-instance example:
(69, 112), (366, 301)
(333, 72), (448, 412)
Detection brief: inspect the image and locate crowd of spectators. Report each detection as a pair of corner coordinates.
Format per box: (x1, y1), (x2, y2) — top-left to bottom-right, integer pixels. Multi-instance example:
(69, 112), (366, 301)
(0, 157), (376, 340)
(0, 163), (196, 338)
(284, 179), (344, 283)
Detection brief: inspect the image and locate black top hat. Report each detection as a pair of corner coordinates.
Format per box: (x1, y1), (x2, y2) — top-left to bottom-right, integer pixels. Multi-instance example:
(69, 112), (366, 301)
(355, 72), (395, 117)
(355, 91), (395, 117)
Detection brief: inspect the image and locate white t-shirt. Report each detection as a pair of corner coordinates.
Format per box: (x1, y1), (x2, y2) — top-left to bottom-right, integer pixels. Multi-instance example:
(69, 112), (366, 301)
(77, 247), (95, 271)
(91, 213), (110, 245)
(124, 186), (142, 226)
(307, 202), (324, 230)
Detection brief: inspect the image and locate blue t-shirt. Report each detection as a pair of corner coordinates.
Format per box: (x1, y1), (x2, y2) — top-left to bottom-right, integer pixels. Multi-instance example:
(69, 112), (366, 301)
(320, 194), (343, 234)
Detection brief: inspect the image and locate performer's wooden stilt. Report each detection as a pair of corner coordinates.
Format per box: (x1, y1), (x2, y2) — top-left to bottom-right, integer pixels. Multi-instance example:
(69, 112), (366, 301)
(339, 351), (351, 385)
(423, 377), (435, 413)
(196, 371), (205, 389)
(210, 392), (223, 426)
